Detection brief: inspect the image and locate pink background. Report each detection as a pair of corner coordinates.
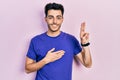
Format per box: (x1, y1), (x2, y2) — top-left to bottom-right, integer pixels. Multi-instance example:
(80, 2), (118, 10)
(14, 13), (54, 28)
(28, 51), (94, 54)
(0, 0), (120, 80)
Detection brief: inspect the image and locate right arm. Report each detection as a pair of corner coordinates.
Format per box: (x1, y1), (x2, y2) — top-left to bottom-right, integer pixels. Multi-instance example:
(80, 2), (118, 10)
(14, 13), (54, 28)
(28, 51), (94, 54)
(25, 48), (65, 73)
(25, 57), (48, 73)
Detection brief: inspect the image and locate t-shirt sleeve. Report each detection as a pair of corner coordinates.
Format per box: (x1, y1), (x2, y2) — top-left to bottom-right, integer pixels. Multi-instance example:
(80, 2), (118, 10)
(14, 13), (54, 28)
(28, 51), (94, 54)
(73, 37), (82, 55)
(26, 39), (37, 60)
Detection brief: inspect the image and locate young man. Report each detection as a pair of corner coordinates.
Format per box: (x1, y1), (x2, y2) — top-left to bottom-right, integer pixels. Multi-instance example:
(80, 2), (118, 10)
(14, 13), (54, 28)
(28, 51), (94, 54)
(25, 2), (92, 80)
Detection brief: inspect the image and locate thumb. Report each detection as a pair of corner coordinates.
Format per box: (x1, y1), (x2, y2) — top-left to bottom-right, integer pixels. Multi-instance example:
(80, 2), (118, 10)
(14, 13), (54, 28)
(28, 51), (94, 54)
(48, 48), (55, 52)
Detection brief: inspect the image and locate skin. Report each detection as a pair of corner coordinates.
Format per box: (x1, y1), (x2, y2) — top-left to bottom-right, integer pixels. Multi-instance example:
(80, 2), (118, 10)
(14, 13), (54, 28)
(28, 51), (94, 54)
(25, 9), (92, 73)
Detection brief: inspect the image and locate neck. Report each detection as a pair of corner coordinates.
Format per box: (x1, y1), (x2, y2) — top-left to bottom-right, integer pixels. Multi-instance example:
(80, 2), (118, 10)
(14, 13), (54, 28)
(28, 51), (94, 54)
(47, 30), (61, 37)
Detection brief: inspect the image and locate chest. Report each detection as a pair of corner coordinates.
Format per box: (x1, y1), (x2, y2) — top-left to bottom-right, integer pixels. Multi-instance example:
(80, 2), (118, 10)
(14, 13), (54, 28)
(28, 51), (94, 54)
(34, 39), (75, 61)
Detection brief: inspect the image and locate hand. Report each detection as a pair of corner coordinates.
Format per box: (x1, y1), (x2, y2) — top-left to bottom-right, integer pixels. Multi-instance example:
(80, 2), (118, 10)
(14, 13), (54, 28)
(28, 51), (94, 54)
(80, 22), (89, 44)
(44, 48), (65, 64)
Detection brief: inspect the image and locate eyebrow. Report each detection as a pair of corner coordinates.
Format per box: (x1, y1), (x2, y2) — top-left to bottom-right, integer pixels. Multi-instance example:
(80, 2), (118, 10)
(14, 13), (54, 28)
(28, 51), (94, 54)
(47, 15), (63, 17)
(56, 15), (63, 17)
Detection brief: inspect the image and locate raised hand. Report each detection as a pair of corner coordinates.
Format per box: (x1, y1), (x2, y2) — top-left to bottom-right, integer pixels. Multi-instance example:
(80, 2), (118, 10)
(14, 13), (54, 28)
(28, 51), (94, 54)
(80, 22), (89, 44)
(44, 48), (65, 64)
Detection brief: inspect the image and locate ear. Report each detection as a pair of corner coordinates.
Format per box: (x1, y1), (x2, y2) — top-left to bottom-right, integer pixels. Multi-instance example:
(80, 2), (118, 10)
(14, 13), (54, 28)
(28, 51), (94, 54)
(45, 17), (47, 22)
(62, 17), (64, 22)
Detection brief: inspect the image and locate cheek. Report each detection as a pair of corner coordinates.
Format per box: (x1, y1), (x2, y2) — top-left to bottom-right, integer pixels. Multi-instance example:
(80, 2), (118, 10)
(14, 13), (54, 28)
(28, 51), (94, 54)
(58, 20), (63, 24)
(46, 20), (53, 24)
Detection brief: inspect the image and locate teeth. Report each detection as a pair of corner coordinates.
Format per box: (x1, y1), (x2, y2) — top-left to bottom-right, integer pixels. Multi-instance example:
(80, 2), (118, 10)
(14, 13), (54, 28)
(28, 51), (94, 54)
(53, 25), (57, 26)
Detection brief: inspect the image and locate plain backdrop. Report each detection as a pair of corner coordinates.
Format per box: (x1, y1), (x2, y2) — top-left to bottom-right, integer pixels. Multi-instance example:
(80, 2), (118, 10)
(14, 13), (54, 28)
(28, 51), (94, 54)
(0, 0), (120, 80)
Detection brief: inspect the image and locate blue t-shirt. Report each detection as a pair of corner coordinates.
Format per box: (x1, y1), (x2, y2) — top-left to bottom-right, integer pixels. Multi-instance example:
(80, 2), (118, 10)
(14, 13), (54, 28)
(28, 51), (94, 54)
(27, 31), (82, 80)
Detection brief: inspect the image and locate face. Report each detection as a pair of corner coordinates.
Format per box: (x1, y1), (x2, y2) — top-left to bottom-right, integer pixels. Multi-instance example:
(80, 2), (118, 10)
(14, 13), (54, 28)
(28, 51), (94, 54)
(45, 9), (63, 32)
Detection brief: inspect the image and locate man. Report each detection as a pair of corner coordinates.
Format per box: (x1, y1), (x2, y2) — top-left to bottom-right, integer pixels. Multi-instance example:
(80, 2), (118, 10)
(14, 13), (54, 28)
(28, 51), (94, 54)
(25, 2), (92, 80)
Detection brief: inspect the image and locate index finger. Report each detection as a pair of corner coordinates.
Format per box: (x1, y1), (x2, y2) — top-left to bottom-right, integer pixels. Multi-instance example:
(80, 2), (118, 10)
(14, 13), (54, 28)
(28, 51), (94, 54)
(53, 50), (65, 54)
(80, 22), (86, 33)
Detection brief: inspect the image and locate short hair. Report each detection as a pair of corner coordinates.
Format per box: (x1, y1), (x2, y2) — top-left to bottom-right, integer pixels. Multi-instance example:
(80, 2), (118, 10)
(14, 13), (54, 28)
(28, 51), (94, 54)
(45, 2), (64, 17)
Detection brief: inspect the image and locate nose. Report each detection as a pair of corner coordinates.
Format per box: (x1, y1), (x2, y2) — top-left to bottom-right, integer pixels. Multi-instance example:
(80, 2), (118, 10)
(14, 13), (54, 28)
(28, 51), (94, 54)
(53, 18), (57, 24)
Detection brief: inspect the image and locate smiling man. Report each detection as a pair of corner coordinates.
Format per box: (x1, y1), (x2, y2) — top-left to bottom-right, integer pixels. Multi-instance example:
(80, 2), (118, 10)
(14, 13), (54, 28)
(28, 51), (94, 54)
(25, 2), (92, 80)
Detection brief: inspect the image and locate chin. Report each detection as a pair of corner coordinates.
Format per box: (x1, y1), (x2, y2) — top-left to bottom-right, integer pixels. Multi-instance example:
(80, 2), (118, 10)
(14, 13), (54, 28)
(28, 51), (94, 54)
(51, 29), (60, 32)
(50, 27), (60, 32)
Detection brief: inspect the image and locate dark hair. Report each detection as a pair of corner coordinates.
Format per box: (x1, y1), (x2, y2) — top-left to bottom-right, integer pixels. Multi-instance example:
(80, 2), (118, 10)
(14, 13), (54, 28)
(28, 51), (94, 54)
(45, 2), (64, 17)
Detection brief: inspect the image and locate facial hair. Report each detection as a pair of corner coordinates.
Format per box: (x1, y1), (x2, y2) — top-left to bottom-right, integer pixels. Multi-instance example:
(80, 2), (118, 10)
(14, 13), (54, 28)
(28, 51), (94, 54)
(48, 23), (61, 32)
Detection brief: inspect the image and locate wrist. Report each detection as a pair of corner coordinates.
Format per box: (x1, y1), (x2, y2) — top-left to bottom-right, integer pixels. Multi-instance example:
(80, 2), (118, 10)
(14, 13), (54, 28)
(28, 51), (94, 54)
(81, 42), (90, 47)
(43, 57), (50, 64)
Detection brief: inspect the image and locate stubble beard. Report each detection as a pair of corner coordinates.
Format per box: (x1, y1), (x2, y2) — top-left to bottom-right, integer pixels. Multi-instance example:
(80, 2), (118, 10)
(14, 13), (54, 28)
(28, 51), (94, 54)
(48, 24), (61, 32)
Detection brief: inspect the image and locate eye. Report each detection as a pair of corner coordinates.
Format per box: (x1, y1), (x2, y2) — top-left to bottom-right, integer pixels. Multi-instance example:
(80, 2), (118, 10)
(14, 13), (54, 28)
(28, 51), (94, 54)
(47, 16), (53, 19)
(48, 17), (52, 19)
(57, 17), (62, 19)
(57, 16), (62, 20)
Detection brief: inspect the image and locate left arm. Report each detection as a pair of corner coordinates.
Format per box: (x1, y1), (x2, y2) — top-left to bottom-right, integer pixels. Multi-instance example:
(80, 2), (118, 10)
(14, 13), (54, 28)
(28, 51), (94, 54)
(75, 46), (92, 68)
(75, 22), (92, 68)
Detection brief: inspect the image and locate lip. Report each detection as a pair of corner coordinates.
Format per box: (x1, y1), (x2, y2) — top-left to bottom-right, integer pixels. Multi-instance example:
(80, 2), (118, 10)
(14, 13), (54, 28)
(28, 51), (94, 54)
(52, 24), (57, 26)
(52, 24), (58, 27)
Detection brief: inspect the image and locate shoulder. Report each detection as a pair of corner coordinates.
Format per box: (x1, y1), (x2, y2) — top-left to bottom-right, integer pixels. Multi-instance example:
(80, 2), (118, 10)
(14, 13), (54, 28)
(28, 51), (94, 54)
(62, 31), (77, 40)
(31, 32), (46, 42)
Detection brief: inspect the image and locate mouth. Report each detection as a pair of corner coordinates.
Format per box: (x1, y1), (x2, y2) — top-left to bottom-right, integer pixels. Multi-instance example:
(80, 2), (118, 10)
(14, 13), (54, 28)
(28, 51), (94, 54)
(48, 24), (61, 32)
(51, 24), (58, 27)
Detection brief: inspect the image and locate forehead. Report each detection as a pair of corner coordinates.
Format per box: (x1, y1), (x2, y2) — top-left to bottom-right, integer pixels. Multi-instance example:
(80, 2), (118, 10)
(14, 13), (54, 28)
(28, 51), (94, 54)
(47, 9), (62, 16)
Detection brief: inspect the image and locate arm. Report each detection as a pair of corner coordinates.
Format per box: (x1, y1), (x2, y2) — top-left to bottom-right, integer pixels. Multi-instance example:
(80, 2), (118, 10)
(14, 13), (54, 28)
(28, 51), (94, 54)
(75, 22), (92, 68)
(25, 48), (65, 73)
(25, 57), (48, 73)
(75, 46), (92, 68)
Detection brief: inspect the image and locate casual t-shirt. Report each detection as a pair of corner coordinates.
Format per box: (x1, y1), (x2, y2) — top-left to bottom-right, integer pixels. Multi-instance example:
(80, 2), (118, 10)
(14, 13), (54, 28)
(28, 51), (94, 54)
(27, 31), (82, 80)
